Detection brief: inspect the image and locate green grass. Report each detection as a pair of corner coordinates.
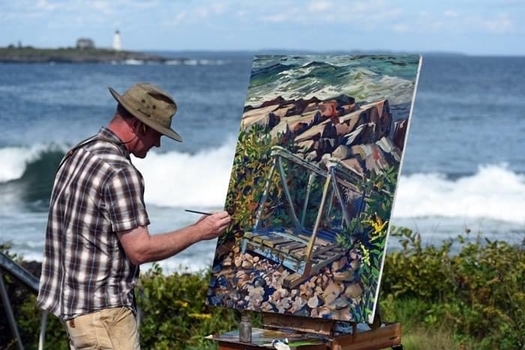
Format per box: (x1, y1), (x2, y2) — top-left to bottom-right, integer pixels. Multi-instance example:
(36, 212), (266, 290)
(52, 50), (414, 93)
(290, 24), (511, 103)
(381, 297), (476, 350)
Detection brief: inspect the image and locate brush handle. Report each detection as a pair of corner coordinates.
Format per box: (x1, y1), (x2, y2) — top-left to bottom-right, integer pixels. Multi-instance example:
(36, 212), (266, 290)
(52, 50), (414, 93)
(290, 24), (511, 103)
(184, 209), (212, 216)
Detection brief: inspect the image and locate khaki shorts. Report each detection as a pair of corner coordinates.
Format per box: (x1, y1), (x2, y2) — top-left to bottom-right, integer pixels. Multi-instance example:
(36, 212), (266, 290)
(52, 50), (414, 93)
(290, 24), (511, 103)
(65, 307), (140, 350)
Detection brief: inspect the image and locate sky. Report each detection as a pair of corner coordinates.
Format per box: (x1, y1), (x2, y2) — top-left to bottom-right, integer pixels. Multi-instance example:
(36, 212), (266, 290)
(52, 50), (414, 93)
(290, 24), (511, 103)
(1, 0), (524, 56)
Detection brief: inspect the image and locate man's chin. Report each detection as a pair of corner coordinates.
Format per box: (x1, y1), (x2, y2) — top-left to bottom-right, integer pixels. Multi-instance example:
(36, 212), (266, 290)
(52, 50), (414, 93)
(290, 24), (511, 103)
(132, 152), (147, 159)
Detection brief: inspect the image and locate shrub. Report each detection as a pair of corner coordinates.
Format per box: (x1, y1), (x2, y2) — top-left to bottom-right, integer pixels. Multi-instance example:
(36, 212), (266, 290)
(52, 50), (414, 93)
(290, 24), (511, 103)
(381, 228), (525, 349)
(136, 264), (238, 350)
(3, 227), (525, 349)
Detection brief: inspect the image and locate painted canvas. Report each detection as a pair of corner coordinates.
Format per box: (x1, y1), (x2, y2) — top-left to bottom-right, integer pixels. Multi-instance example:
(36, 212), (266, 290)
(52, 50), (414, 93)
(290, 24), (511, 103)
(206, 54), (422, 324)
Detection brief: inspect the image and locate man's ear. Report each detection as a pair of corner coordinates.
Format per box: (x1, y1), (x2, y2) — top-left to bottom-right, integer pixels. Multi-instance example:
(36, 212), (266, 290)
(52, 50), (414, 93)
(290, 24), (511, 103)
(131, 119), (144, 135)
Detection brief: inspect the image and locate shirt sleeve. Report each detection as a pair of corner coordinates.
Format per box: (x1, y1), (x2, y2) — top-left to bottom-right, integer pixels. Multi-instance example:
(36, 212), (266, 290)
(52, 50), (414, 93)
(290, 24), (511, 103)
(103, 167), (150, 232)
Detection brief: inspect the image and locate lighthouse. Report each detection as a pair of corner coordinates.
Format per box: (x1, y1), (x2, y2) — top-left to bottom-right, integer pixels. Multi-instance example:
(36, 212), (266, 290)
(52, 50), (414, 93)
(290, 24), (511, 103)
(113, 29), (122, 51)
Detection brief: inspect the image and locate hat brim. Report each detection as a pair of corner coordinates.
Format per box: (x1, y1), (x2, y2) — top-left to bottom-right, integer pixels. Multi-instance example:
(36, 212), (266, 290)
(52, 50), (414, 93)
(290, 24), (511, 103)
(109, 87), (183, 142)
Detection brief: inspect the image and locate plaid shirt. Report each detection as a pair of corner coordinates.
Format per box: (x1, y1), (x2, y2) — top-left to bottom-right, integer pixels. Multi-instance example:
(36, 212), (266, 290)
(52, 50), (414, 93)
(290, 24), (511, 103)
(37, 127), (150, 320)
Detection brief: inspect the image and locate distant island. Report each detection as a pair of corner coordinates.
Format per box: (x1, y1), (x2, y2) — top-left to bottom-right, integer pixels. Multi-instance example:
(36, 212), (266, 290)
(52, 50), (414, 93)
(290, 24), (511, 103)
(0, 45), (469, 64)
(0, 46), (179, 64)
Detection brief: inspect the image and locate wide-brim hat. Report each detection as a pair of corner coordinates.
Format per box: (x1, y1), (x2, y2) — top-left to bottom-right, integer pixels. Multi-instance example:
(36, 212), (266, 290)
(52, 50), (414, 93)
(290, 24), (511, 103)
(109, 83), (182, 142)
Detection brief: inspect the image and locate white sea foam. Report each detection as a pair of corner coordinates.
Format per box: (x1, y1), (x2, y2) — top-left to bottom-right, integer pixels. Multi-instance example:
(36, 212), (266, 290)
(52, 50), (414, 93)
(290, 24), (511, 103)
(392, 163), (525, 225)
(0, 145), (62, 182)
(132, 140), (236, 209)
(2, 141), (524, 226)
(0, 147), (31, 182)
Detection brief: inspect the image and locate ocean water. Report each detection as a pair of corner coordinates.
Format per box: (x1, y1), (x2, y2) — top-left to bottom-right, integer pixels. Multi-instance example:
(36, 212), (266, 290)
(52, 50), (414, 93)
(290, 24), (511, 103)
(0, 52), (524, 273)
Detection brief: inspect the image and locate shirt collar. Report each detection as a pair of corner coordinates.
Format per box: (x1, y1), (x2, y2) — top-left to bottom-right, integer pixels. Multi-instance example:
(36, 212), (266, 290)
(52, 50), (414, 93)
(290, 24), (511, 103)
(97, 127), (131, 159)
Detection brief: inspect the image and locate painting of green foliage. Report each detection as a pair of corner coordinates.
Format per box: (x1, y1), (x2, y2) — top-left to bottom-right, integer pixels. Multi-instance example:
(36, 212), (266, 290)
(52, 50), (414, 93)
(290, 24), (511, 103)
(206, 54), (422, 324)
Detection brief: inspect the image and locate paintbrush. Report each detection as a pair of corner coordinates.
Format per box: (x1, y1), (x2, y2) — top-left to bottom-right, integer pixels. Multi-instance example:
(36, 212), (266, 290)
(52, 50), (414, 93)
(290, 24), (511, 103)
(184, 209), (212, 216)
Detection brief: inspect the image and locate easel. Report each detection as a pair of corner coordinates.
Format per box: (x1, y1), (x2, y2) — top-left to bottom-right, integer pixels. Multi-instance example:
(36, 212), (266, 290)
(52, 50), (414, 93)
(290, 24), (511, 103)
(211, 313), (403, 350)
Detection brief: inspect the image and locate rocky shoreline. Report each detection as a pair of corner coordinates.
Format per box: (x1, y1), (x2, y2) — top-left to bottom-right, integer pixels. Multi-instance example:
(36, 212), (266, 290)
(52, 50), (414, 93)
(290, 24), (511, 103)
(241, 94), (407, 176)
(0, 47), (178, 64)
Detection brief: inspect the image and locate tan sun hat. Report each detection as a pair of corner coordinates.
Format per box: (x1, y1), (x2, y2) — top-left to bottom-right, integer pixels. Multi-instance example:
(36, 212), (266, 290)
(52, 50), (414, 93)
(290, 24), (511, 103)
(108, 83), (182, 142)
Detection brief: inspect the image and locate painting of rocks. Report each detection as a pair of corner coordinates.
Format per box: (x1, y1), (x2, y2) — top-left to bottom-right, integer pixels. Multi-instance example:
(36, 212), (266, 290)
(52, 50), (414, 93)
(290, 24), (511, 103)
(207, 55), (422, 324)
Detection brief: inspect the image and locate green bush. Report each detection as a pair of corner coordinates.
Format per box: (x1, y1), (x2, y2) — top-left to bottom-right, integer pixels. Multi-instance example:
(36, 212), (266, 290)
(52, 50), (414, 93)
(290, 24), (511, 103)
(3, 227), (525, 349)
(381, 228), (525, 349)
(0, 259), (239, 350)
(136, 264), (238, 350)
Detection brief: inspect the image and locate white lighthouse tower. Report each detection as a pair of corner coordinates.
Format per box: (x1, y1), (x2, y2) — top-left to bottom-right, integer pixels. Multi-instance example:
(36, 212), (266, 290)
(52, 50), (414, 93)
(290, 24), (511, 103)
(113, 29), (122, 51)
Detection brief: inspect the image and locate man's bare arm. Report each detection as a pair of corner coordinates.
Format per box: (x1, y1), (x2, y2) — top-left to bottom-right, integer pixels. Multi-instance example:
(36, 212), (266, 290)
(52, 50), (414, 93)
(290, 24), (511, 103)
(117, 211), (231, 265)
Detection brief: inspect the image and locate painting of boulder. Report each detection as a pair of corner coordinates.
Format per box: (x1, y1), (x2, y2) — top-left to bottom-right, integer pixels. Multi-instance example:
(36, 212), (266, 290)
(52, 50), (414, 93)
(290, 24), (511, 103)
(207, 54), (422, 324)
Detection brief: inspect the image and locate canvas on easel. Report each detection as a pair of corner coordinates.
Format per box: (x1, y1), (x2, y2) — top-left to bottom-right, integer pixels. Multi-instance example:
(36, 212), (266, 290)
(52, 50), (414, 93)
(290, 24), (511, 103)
(207, 54), (422, 325)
